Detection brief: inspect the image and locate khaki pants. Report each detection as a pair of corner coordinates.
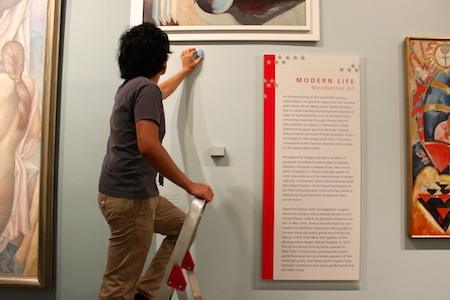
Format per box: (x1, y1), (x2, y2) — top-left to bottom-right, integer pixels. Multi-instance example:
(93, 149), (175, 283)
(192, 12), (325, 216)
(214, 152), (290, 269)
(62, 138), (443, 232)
(98, 193), (186, 300)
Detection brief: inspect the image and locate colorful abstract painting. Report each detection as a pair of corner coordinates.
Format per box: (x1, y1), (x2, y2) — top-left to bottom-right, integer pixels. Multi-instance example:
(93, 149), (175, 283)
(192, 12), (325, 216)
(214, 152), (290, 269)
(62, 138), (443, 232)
(144, 0), (306, 26)
(406, 37), (450, 237)
(131, 0), (320, 41)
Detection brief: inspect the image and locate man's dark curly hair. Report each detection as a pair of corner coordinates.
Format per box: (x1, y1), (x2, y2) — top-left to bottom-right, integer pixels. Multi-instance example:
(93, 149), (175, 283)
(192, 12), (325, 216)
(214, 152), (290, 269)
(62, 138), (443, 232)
(118, 22), (172, 79)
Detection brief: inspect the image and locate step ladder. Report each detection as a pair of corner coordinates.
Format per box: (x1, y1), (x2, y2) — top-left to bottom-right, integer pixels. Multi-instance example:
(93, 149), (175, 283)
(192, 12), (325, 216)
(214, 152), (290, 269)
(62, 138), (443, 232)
(156, 198), (206, 300)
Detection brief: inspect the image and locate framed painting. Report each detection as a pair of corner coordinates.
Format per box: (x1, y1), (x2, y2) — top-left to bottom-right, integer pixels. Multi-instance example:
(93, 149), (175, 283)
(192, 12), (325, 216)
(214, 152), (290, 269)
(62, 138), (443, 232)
(0, 0), (62, 288)
(130, 0), (320, 41)
(406, 37), (450, 238)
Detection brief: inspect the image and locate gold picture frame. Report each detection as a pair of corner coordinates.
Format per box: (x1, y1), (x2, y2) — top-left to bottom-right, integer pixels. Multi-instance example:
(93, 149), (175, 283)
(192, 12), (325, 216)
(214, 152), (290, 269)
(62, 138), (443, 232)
(0, 0), (62, 288)
(406, 37), (450, 238)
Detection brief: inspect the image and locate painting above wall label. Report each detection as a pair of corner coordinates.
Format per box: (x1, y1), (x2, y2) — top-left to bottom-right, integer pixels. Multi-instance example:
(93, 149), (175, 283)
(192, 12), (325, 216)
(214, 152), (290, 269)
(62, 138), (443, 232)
(130, 0), (320, 41)
(262, 54), (361, 280)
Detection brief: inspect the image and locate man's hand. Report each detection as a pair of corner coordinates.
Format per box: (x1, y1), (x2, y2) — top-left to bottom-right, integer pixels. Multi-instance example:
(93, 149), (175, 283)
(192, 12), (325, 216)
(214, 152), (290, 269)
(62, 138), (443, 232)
(180, 48), (203, 73)
(187, 182), (214, 203)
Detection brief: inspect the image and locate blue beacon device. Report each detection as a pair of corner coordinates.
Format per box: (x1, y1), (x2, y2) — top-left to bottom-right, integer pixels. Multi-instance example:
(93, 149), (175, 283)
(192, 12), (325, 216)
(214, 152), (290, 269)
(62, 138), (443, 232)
(195, 49), (204, 59)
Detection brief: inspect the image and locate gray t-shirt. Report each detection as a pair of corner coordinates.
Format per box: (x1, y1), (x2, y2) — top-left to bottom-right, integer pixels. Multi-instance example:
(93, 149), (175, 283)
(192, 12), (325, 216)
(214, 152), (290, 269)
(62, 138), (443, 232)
(99, 76), (165, 199)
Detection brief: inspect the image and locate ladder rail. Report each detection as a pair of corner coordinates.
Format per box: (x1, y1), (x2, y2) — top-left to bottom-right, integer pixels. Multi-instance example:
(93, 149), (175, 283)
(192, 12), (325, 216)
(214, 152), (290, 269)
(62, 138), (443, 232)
(156, 198), (206, 300)
(187, 270), (202, 300)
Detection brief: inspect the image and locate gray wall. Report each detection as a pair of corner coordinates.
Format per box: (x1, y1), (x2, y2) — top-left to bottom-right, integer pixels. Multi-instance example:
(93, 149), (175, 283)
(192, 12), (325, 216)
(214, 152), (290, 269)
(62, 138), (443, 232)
(3, 0), (450, 299)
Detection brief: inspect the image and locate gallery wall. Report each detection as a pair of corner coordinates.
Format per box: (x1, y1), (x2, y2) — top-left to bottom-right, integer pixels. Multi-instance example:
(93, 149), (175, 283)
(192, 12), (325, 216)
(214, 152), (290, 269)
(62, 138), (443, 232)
(3, 0), (450, 299)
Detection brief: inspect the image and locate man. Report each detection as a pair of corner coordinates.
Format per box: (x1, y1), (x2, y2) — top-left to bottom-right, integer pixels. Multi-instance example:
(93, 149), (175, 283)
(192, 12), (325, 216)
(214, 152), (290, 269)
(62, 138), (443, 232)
(98, 23), (214, 300)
